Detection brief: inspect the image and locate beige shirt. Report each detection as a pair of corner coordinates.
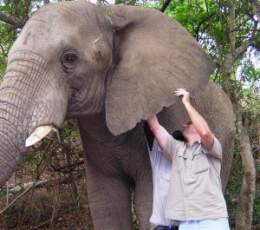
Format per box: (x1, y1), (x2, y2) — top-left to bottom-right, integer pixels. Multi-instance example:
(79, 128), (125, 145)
(164, 135), (228, 221)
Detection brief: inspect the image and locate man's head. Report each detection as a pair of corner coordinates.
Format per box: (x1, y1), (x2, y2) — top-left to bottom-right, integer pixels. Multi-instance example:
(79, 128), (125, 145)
(172, 121), (200, 143)
(181, 121), (201, 142)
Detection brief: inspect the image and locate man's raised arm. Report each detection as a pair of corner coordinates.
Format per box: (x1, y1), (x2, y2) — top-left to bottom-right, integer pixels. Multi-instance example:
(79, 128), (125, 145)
(147, 115), (170, 150)
(174, 88), (214, 151)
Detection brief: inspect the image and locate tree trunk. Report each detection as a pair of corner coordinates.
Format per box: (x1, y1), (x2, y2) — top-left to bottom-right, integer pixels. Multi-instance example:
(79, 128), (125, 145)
(234, 105), (256, 230)
(216, 3), (257, 228)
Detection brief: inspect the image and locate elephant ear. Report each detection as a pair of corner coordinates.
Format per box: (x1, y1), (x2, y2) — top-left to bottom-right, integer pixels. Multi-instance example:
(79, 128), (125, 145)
(104, 5), (215, 135)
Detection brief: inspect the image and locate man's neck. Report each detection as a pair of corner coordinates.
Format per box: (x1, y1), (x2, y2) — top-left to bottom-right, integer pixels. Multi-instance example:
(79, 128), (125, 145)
(187, 134), (201, 145)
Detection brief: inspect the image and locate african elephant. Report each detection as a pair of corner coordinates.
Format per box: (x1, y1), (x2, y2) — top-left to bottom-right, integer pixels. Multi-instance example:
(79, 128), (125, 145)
(0, 1), (235, 229)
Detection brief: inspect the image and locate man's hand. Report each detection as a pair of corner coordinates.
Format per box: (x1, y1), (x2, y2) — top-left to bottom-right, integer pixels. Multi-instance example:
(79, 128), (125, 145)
(174, 88), (190, 104)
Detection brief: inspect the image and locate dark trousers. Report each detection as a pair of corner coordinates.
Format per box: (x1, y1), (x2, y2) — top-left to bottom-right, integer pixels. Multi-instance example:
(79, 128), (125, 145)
(154, 225), (179, 230)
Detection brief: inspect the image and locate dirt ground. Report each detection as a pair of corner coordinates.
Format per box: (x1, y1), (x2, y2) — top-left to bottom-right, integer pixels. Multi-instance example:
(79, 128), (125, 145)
(0, 136), (94, 230)
(0, 175), (93, 230)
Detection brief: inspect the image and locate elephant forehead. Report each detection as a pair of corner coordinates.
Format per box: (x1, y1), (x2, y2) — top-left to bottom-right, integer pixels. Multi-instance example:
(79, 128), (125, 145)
(11, 23), (94, 59)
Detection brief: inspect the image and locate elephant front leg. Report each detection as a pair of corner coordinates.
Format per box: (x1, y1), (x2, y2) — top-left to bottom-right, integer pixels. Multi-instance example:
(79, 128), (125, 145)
(134, 161), (153, 230)
(86, 162), (133, 230)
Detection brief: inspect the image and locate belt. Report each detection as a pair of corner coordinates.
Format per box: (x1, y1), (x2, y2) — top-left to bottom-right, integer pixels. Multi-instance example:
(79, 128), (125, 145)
(154, 226), (179, 230)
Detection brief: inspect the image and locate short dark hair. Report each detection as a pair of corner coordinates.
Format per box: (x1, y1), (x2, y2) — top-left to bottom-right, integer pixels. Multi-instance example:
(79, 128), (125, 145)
(171, 130), (187, 142)
(186, 121), (192, 125)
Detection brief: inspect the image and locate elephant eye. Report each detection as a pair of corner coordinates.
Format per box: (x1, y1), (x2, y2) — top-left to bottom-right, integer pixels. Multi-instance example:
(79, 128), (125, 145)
(61, 51), (79, 70)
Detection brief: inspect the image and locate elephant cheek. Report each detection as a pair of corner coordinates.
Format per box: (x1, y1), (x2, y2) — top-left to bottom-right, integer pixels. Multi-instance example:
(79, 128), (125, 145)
(29, 78), (69, 133)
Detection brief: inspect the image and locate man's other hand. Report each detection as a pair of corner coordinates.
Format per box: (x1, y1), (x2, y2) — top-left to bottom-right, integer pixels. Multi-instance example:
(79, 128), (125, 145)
(174, 88), (190, 104)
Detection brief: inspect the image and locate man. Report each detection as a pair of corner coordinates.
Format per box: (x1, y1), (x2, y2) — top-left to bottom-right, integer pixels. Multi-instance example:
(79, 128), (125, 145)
(147, 88), (230, 230)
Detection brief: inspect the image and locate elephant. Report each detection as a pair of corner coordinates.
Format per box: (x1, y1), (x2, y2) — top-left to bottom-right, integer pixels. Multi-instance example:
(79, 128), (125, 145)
(0, 1), (235, 229)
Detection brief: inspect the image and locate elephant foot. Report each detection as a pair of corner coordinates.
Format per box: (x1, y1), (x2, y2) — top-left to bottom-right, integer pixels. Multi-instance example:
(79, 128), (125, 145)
(134, 170), (153, 230)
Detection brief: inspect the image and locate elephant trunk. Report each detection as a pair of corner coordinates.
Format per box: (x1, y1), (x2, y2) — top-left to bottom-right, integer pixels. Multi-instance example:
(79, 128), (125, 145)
(0, 128), (25, 185)
(0, 51), (68, 185)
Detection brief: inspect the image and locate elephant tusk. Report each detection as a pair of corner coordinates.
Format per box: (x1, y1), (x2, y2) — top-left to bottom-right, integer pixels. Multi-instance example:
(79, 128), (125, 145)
(25, 125), (53, 147)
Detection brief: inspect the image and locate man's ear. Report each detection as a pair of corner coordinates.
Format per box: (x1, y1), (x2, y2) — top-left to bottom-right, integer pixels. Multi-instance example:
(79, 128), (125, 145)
(104, 5), (215, 136)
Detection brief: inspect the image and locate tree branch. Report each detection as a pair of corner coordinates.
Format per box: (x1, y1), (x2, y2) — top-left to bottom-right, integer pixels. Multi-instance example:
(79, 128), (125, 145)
(0, 43), (7, 57)
(0, 183), (35, 215)
(234, 19), (259, 59)
(195, 12), (215, 40)
(0, 12), (25, 29)
(0, 171), (84, 215)
(160, 0), (172, 12)
(24, 0), (32, 21)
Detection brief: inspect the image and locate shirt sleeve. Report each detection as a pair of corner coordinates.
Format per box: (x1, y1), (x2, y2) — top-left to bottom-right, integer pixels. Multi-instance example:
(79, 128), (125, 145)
(203, 137), (223, 160)
(163, 134), (185, 159)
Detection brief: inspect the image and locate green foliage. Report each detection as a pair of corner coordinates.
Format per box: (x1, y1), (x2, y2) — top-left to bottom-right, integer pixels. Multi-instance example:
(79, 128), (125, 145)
(0, 1), (28, 75)
(60, 120), (80, 139)
(251, 156), (259, 226)
(238, 58), (260, 123)
(165, 0), (213, 36)
(0, 51), (7, 76)
(0, 24), (16, 75)
(114, 0), (137, 5)
(254, 202), (260, 225)
(0, 0), (29, 17)
(240, 58), (260, 87)
(225, 147), (243, 227)
(163, 0), (259, 67)
(165, 1), (219, 64)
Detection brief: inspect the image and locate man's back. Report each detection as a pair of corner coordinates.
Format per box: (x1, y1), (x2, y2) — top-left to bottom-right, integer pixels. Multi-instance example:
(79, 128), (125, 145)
(149, 140), (172, 226)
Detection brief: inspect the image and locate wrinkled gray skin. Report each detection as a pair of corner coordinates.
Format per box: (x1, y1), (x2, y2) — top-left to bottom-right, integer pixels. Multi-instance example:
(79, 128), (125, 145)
(0, 1), (235, 229)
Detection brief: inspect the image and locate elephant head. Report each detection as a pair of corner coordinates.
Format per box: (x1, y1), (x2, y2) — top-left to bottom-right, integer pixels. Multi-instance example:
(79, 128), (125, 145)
(0, 1), (214, 185)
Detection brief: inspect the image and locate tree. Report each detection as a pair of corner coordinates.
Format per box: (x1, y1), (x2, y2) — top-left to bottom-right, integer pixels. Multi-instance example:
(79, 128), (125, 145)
(0, 0), (32, 75)
(163, 1), (259, 229)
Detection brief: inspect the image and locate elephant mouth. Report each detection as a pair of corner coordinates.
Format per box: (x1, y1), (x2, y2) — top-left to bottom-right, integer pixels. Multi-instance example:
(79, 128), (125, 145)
(67, 89), (104, 116)
(25, 125), (57, 147)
